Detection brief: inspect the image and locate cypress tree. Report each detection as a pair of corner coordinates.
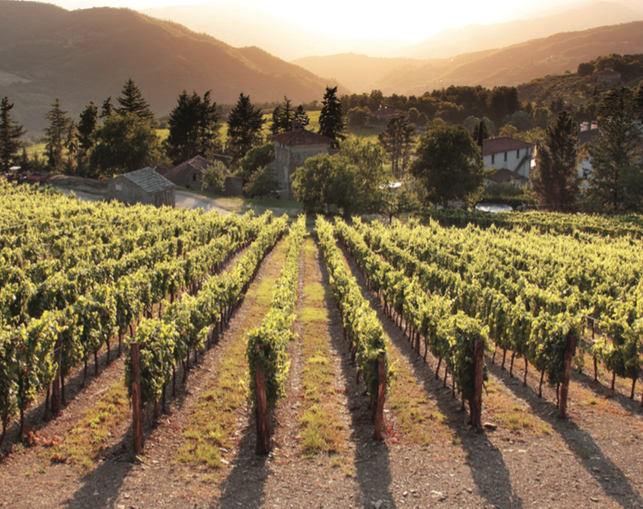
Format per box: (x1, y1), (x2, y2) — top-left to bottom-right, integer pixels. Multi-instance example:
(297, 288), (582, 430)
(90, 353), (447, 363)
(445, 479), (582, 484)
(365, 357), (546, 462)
(585, 87), (643, 212)
(529, 111), (579, 210)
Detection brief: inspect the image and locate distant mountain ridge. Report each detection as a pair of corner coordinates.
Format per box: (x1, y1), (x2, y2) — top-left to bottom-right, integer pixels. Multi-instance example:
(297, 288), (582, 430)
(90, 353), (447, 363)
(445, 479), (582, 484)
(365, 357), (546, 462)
(0, 1), (341, 132)
(141, 1), (409, 61)
(295, 21), (643, 96)
(396, 1), (642, 59)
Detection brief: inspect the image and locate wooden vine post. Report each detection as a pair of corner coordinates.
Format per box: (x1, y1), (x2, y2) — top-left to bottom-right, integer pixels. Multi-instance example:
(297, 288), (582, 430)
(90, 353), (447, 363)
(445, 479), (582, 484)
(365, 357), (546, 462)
(50, 334), (62, 416)
(255, 345), (271, 455)
(130, 342), (143, 454)
(470, 339), (484, 429)
(373, 356), (386, 440)
(558, 335), (577, 419)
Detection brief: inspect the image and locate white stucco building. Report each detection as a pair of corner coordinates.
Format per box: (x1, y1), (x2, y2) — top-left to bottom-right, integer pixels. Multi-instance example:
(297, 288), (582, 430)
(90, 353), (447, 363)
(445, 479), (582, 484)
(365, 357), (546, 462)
(482, 137), (535, 186)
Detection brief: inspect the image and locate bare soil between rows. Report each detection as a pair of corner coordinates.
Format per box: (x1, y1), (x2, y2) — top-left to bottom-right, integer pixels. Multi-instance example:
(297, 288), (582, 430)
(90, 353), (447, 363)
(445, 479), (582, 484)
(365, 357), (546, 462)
(0, 234), (642, 509)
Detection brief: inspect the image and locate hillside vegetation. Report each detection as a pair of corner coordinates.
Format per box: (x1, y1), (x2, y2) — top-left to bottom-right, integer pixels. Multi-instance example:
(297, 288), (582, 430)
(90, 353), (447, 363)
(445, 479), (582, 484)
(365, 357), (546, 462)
(296, 21), (643, 95)
(0, 1), (340, 132)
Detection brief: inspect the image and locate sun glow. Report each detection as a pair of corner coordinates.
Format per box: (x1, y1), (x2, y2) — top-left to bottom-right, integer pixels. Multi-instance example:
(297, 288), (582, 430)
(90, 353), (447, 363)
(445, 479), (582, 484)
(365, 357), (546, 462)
(48, 0), (549, 43)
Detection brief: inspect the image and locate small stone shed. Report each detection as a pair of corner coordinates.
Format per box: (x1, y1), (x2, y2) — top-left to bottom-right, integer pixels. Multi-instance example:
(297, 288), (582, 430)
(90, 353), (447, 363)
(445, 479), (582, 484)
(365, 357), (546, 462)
(108, 167), (175, 207)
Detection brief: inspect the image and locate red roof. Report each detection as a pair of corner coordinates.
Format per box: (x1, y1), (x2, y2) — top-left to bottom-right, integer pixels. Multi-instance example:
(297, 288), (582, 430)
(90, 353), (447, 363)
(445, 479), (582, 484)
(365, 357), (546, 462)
(273, 128), (334, 146)
(487, 168), (527, 183)
(482, 137), (534, 156)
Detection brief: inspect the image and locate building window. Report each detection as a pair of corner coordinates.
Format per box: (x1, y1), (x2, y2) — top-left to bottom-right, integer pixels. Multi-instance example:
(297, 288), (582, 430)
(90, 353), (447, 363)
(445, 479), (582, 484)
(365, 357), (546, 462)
(516, 149), (520, 158)
(491, 154), (495, 164)
(504, 152), (507, 162)
(193, 174), (197, 182)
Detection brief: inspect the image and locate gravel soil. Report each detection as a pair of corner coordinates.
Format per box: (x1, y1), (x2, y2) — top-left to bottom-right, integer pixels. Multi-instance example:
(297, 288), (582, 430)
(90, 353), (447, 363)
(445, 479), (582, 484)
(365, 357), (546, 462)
(0, 234), (642, 509)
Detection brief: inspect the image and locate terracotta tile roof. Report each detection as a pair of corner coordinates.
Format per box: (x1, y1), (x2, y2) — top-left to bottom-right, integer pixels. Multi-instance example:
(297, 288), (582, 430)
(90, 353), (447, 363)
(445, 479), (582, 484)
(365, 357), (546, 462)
(482, 137), (534, 156)
(487, 168), (527, 184)
(273, 128), (334, 146)
(121, 167), (174, 194)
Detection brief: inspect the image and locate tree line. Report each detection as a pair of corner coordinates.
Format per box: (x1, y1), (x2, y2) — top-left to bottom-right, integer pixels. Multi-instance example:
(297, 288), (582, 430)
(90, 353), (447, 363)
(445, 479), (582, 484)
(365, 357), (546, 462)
(0, 80), (318, 181)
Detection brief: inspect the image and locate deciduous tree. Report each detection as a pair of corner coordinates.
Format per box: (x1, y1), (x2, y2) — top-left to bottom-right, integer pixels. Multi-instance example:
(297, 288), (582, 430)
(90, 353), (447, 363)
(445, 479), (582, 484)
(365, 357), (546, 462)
(90, 112), (163, 177)
(0, 97), (25, 173)
(410, 124), (486, 208)
(201, 160), (226, 192)
(239, 143), (274, 177)
(529, 111), (579, 210)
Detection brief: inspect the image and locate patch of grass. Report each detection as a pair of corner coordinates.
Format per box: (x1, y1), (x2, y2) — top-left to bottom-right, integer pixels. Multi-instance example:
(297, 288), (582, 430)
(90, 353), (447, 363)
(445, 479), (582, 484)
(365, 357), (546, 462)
(46, 381), (130, 471)
(176, 238), (290, 470)
(298, 238), (346, 459)
(299, 307), (328, 324)
(385, 339), (452, 446)
(333, 239), (451, 447)
(484, 379), (550, 436)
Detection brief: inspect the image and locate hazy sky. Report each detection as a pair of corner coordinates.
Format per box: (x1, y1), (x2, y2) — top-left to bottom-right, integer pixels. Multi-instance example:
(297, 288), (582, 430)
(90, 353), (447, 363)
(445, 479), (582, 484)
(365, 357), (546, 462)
(45, 0), (585, 43)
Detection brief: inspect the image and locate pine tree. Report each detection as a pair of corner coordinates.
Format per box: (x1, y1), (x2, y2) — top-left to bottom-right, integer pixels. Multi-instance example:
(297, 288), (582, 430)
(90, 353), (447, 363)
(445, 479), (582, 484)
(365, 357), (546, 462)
(44, 98), (73, 173)
(270, 96), (295, 135)
(318, 86), (345, 142)
(378, 115), (415, 180)
(115, 79), (154, 121)
(226, 93), (264, 161)
(584, 87), (642, 212)
(165, 90), (221, 164)
(529, 111), (579, 210)
(0, 97), (25, 173)
(100, 97), (113, 118)
(78, 102), (98, 152)
(197, 91), (221, 157)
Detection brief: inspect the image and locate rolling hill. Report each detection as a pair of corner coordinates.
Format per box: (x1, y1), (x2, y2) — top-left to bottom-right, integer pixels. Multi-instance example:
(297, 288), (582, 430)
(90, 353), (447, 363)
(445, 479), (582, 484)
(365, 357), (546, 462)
(395, 1), (642, 59)
(141, 1), (408, 61)
(294, 21), (643, 96)
(0, 1), (341, 132)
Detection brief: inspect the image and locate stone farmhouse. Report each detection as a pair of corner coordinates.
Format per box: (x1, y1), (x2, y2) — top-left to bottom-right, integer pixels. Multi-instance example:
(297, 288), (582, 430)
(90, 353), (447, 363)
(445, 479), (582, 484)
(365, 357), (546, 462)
(482, 137), (535, 186)
(108, 167), (175, 207)
(272, 122), (335, 199)
(161, 155), (243, 196)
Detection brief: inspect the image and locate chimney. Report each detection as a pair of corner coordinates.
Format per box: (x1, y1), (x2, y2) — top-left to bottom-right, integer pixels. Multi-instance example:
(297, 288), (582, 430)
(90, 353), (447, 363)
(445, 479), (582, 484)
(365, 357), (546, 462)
(580, 121), (589, 132)
(591, 120), (599, 130)
(292, 119), (302, 130)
